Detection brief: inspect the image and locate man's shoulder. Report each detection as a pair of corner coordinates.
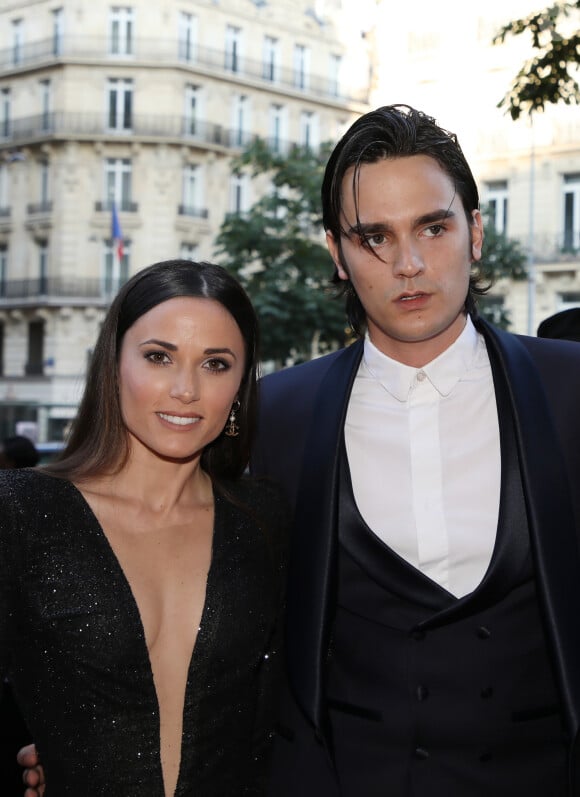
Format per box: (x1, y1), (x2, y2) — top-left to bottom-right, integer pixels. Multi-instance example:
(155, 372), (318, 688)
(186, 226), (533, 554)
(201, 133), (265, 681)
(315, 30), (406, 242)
(261, 342), (362, 390)
(477, 316), (580, 364)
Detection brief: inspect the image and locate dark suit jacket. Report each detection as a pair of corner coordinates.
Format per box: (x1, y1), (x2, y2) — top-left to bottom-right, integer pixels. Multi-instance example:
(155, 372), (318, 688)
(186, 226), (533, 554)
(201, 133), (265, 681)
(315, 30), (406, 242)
(252, 318), (580, 794)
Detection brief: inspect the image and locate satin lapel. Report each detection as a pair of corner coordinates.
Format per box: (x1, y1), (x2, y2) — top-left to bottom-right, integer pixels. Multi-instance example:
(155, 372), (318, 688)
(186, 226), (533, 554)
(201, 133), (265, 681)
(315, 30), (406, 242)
(477, 320), (580, 749)
(286, 340), (364, 731)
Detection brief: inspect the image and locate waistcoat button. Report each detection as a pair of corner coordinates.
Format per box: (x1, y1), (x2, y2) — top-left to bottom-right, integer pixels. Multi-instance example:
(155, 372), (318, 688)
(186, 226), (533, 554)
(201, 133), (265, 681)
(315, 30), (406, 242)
(416, 685), (429, 701)
(414, 747), (429, 760)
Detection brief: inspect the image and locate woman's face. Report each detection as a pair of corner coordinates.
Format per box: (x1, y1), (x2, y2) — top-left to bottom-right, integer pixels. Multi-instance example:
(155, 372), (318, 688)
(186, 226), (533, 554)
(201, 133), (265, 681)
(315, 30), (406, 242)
(118, 296), (246, 463)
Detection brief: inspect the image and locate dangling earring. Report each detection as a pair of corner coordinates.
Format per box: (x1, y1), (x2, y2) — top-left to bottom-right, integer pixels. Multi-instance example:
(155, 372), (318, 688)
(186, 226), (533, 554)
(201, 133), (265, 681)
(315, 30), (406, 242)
(225, 400), (241, 437)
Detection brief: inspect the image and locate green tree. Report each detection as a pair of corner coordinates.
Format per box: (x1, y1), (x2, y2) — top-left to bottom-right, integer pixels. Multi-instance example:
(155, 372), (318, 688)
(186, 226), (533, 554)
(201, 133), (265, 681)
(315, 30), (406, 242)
(215, 139), (347, 364)
(476, 207), (528, 329)
(494, 1), (580, 119)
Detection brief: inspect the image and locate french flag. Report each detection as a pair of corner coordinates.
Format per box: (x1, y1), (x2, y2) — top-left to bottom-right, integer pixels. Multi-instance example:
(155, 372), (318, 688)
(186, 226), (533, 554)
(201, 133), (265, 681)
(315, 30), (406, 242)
(111, 202), (124, 262)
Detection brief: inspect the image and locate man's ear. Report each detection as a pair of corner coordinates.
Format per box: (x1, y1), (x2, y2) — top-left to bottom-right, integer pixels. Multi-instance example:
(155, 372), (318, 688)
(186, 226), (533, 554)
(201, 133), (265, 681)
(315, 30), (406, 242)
(470, 209), (484, 262)
(326, 230), (349, 281)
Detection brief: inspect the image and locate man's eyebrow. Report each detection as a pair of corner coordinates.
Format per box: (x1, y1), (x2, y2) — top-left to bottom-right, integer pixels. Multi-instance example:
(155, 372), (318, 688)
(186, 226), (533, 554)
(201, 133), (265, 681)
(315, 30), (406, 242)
(345, 208), (456, 238)
(415, 208), (456, 226)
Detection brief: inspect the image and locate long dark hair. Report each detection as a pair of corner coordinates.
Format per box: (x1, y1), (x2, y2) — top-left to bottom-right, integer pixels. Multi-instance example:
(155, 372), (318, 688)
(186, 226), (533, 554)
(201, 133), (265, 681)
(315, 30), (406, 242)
(46, 259), (259, 482)
(322, 104), (488, 336)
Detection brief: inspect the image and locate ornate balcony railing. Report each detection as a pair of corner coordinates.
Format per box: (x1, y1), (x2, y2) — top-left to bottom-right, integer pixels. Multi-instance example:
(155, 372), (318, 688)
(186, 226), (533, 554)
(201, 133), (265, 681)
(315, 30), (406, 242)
(178, 204), (209, 219)
(0, 34), (368, 104)
(0, 276), (122, 303)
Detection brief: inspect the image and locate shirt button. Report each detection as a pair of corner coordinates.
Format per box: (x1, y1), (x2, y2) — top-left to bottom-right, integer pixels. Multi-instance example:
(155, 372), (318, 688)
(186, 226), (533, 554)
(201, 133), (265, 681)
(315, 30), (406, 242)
(416, 685), (429, 701)
(417, 370), (426, 382)
(414, 747), (429, 760)
(476, 626), (491, 640)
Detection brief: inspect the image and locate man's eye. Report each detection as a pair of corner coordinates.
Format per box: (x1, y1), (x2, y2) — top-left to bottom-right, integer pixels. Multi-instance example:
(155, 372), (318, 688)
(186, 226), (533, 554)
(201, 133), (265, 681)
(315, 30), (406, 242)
(424, 224), (444, 237)
(364, 233), (386, 248)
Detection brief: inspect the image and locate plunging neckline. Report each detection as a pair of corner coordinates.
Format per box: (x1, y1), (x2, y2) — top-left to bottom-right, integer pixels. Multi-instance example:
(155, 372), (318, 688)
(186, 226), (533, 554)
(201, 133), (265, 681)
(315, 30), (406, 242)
(65, 478), (221, 797)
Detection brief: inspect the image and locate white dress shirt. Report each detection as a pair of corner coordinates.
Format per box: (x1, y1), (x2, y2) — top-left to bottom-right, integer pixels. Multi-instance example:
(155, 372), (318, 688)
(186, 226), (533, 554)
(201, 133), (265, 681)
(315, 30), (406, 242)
(344, 317), (501, 598)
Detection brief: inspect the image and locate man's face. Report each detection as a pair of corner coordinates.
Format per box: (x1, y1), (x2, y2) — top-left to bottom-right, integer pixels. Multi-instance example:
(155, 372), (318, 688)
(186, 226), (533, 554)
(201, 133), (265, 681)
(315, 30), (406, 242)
(327, 154), (483, 367)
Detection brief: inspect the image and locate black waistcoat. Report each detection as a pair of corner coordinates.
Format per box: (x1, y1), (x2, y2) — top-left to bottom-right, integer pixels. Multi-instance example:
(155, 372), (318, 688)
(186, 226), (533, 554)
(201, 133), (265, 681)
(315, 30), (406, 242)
(326, 394), (568, 797)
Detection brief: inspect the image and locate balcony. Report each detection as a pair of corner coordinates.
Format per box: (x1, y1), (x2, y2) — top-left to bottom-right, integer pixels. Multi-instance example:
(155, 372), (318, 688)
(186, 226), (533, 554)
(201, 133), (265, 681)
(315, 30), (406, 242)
(95, 199), (138, 213)
(0, 34), (368, 105)
(27, 200), (53, 214)
(0, 111), (249, 151)
(0, 276), (118, 307)
(178, 204), (209, 219)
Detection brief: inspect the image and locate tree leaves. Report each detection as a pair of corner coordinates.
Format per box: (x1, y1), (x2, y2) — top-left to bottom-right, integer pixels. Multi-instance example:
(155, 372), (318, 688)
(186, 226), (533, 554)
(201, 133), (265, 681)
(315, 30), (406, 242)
(215, 140), (346, 364)
(494, 1), (580, 119)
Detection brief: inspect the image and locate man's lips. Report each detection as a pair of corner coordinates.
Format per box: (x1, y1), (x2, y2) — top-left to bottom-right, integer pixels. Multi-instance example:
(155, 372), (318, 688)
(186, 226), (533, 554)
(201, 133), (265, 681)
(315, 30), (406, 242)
(396, 291), (429, 303)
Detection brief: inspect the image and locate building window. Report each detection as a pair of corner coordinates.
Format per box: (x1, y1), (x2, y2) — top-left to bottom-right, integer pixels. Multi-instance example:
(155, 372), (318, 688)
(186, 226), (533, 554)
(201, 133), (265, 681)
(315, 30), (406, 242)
(268, 104), (286, 154)
(563, 174), (580, 252)
(40, 79), (51, 131)
(107, 79), (133, 132)
(557, 291), (580, 310)
(225, 25), (242, 73)
(299, 110), (319, 151)
(184, 84), (201, 136)
(231, 94), (249, 147)
(105, 158), (132, 209)
(178, 11), (196, 61)
(0, 89), (11, 138)
(328, 53), (342, 96)
(181, 164), (203, 216)
(263, 36), (279, 82)
(0, 244), (7, 298)
(230, 173), (249, 214)
(12, 19), (23, 66)
(293, 44), (310, 90)
(0, 164), (9, 212)
(26, 320), (45, 376)
(40, 161), (50, 206)
(484, 180), (508, 234)
(103, 240), (129, 296)
(38, 240), (48, 294)
(52, 8), (64, 56)
(180, 243), (199, 262)
(109, 7), (134, 56)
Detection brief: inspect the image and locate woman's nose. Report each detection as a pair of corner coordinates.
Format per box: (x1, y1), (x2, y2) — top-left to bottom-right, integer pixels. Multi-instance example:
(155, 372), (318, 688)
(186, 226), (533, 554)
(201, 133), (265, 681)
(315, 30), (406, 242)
(169, 371), (199, 402)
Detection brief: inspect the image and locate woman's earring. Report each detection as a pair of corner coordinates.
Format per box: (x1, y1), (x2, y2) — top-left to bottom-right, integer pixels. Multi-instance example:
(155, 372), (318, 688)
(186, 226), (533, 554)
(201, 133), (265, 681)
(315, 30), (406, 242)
(225, 400), (241, 437)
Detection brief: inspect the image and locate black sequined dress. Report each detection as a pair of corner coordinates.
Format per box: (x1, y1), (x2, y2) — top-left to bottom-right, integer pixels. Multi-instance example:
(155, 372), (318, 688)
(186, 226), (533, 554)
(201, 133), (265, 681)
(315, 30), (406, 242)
(0, 469), (288, 796)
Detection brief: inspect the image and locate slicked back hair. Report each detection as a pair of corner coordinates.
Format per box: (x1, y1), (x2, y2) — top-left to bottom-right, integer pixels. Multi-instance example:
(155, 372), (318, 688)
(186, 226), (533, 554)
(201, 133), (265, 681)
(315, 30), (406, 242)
(322, 104), (487, 335)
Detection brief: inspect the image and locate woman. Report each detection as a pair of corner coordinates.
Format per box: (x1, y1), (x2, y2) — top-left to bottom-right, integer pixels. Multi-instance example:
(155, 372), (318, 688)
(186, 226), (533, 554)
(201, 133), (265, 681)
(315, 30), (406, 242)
(1, 260), (288, 796)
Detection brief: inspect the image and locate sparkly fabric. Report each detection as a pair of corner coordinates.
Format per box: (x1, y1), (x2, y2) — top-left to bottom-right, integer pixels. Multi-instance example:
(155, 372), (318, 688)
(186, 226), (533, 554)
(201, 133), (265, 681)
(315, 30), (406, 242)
(0, 469), (288, 796)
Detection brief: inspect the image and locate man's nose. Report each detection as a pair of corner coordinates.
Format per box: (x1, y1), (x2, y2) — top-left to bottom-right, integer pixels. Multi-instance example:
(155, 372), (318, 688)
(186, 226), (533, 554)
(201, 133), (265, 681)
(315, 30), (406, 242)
(392, 238), (424, 278)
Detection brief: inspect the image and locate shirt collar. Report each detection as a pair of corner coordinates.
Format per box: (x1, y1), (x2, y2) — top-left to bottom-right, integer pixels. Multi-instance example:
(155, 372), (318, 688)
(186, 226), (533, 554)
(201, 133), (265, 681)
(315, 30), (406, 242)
(362, 316), (482, 402)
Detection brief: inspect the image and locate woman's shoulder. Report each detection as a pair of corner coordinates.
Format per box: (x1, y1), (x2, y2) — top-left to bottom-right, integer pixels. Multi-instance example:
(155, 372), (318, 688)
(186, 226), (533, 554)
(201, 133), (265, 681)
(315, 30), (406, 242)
(0, 468), (72, 504)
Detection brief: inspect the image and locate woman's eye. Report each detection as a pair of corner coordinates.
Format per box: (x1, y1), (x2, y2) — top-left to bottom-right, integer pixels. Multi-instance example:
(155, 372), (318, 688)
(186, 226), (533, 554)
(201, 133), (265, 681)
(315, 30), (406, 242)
(144, 351), (171, 365)
(205, 358), (229, 372)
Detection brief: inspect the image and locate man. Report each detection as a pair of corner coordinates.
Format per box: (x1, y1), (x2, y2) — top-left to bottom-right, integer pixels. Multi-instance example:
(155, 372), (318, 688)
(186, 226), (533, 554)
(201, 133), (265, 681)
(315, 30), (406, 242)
(19, 105), (580, 796)
(537, 307), (580, 342)
(252, 105), (580, 796)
